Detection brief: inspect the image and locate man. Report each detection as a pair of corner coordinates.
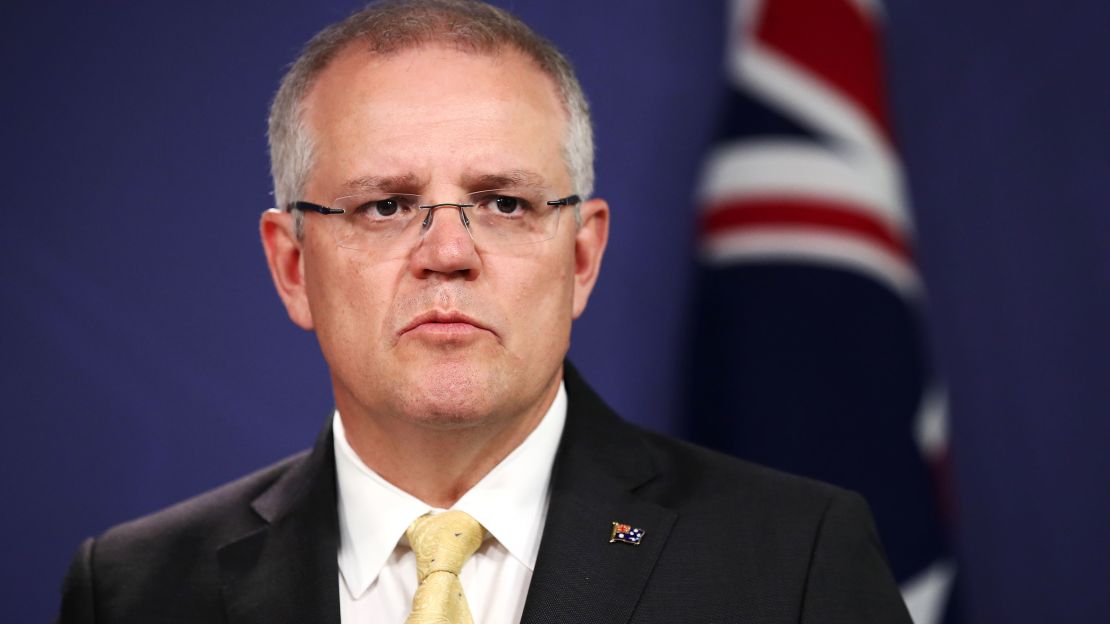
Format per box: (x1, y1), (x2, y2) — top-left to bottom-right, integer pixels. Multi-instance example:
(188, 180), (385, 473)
(59, 1), (911, 622)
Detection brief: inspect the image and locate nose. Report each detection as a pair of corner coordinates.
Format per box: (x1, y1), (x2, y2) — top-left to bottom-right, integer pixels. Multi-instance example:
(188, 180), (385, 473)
(409, 203), (481, 279)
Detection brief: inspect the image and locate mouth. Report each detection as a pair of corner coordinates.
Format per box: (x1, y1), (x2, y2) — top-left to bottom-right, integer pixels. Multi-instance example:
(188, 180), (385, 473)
(399, 310), (495, 340)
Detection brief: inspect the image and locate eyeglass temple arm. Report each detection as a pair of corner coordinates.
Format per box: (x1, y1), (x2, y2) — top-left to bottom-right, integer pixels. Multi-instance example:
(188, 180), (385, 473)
(548, 194), (581, 207)
(288, 201), (344, 215)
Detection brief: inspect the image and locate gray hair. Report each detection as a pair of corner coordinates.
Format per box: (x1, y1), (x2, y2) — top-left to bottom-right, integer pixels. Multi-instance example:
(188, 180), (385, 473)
(268, 0), (595, 235)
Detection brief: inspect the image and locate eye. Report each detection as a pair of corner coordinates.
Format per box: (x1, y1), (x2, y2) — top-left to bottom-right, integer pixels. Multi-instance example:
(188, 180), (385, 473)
(350, 196), (413, 219)
(470, 190), (539, 218)
(493, 196), (520, 214)
(372, 199), (400, 216)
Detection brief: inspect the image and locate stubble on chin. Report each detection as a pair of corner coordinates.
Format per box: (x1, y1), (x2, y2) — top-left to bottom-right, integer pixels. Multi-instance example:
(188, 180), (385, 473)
(388, 355), (512, 430)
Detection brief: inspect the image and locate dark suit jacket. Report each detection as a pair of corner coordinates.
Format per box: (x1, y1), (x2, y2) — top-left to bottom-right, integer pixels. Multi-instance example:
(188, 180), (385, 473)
(59, 365), (911, 623)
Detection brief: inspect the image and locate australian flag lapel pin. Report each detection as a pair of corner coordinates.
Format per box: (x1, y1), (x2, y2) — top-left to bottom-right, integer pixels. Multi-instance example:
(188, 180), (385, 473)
(610, 521), (645, 545)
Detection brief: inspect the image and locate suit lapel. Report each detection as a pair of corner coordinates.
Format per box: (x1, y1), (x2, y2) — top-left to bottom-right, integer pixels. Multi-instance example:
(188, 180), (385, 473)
(521, 364), (677, 624)
(217, 423), (341, 624)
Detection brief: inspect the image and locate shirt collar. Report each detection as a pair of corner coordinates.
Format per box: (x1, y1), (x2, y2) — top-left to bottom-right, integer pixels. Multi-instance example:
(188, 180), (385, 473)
(334, 382), (567, 598)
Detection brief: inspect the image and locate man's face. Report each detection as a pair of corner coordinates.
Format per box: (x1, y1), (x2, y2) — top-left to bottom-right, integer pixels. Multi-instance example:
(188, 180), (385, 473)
(262, 44), (607, 429)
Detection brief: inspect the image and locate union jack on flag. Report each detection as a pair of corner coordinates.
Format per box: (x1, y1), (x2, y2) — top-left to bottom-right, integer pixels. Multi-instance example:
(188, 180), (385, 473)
(610, 522), (645, 545)
(689, 1), (959, 622)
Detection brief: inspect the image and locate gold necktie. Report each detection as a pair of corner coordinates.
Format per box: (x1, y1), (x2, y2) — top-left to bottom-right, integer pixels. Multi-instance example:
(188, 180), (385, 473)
(405, 510), (485, 624)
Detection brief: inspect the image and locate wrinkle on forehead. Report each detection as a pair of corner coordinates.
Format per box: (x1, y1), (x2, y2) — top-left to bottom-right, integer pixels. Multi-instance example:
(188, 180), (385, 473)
(339, 169), (550, 196)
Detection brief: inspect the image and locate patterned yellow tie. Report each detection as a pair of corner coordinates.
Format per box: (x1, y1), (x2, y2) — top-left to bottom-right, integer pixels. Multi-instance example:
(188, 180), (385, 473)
(405, 510), (485, 624)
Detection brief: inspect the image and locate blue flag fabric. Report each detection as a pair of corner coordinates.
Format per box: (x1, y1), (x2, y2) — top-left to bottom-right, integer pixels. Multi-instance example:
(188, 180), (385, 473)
(688, 1), (959, 621)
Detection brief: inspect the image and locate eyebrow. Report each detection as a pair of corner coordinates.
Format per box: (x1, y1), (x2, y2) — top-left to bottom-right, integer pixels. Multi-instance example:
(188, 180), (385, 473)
(338, 169), (549, 195)
(462, 169), (547, 191)
(340, 173), (423, 194)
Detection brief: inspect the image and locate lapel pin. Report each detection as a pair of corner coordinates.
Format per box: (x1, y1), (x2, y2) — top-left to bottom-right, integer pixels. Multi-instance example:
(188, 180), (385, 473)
(609, 521), (645, 545)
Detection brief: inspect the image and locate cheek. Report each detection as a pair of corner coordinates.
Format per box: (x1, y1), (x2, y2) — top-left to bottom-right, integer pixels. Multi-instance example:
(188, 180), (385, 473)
(305, 250), (399, 353)
(338, 257), (405, 330)
(497, 248), (576, 336)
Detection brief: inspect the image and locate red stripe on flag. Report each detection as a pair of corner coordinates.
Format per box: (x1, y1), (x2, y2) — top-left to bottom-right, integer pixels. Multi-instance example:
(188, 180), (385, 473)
(700, 197), (913, 262)
(927, 449), (960, 532)
(753, 0), (893, 143)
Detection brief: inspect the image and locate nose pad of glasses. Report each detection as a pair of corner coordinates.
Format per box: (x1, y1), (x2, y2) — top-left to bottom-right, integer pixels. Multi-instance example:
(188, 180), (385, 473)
(420, 203), (474, 238)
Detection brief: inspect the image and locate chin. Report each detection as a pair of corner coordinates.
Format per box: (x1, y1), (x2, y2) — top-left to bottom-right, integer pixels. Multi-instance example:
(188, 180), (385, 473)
(393, 357), (510, 428)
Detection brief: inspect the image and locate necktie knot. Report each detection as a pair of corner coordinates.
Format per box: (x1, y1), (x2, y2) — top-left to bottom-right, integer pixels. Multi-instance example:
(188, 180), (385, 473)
(406, 510), (485, 582)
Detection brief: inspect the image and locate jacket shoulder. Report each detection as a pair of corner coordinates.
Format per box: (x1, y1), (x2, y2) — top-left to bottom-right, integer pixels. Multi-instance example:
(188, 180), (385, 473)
(634, 423), (850, 516)
(623, 427), (909, 622)
(96, 450), (310, 554)
(59, 451), (311, 622)
(562, 362), (848, 519)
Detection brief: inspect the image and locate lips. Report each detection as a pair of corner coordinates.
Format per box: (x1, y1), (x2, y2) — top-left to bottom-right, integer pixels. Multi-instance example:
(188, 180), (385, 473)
(400, 310), (494, 338)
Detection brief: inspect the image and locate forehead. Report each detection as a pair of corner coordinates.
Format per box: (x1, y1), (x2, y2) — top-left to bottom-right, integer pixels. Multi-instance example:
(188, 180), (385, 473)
(302, 43), (569, 194)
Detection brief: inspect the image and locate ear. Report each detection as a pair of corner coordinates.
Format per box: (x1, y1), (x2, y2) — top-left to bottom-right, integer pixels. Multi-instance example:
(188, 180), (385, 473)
(571, 197), (610, 319)
(260, 209), (314, 330)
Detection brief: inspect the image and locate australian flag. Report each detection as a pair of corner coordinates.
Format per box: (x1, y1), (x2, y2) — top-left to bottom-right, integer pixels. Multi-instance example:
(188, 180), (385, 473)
(610, 522), (646, 545)
(688, 1), (959, 622)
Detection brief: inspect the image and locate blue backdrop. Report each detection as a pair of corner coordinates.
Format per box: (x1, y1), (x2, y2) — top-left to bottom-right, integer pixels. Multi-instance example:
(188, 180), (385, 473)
(3, 1), (1107, 622)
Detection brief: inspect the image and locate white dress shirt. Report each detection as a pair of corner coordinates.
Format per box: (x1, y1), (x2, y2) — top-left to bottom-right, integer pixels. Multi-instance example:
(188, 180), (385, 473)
(334, 382), (567, 623)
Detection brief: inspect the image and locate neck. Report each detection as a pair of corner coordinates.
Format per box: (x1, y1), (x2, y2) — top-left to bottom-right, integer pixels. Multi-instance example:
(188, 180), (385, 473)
(336, 377), (561, 508)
